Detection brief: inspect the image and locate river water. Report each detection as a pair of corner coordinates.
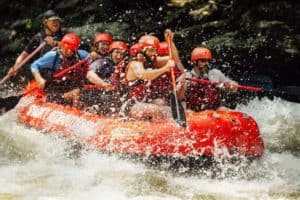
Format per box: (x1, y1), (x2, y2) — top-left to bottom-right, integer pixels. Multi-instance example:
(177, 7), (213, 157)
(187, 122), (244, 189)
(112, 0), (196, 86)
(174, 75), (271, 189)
(0, 97), (299, 200)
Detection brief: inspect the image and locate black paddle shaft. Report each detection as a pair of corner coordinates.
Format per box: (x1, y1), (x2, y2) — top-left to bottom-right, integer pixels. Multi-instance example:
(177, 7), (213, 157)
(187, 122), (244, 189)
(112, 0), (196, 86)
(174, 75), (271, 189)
(0, 94), (23, 114)
(170, 93), (187, 127)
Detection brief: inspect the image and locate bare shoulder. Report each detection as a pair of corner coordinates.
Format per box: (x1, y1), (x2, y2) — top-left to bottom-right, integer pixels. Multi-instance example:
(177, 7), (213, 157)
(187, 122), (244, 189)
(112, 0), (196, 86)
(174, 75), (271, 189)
(128, 60), (143, 71)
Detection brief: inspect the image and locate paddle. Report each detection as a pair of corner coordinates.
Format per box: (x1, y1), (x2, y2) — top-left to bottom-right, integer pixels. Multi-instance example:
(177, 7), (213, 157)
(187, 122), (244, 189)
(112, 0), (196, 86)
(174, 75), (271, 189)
(0, 81), (40, 114)
(53, 57), (90, 78)
(0, 41), (46, 85)
(187, 77), (300, 103)
(167, 34), (187, 127)
(0, 42), (46, 114)
(186, 78), (263, 92)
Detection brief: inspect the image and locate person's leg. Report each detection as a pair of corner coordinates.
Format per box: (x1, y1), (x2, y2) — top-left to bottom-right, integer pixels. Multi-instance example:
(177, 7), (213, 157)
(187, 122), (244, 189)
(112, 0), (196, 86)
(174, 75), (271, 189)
(129, 102), (172, 120)
(63, 88), (81, 108)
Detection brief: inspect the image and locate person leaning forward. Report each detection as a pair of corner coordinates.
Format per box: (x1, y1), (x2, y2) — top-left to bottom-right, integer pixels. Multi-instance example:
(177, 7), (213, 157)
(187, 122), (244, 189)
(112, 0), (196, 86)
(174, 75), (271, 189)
(7, 10), (67, 77)
(82, 40), (128, 115)
(31, 33), (89, 108)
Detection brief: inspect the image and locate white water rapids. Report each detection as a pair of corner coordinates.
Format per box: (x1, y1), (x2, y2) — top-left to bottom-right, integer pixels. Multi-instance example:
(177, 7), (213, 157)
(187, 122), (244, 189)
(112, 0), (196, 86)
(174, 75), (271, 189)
(0, 97), (299, 200)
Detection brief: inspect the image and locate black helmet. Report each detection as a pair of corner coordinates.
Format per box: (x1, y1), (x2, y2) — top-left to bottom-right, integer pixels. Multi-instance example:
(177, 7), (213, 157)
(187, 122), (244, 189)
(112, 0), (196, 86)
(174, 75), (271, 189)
(43, 10), (63, 22)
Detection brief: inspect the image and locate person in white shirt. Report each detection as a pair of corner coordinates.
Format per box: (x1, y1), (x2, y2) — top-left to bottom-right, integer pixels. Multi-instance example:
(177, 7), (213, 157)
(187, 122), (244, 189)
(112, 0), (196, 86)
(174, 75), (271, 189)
(185, 47), (239, 111)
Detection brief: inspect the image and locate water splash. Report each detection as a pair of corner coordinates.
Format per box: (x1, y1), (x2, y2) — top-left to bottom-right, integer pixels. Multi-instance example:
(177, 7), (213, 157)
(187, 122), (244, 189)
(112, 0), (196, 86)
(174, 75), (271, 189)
(236, 97), (300, 154)
(0, 98), (299, 199)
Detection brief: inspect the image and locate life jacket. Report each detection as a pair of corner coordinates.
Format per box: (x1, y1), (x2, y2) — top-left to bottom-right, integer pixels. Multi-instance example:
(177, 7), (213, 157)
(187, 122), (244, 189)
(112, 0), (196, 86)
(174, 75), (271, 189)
(110, 59), (128, 93)
(52, 49), (88, 83)
(124, 61), (152, 102)
(185, 71), (220, 111)
(148, 66), (182, 101)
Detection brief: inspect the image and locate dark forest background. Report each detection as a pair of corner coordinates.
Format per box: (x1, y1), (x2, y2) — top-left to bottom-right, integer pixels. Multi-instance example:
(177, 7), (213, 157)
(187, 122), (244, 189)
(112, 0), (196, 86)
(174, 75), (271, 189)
(0, 0), (299, 88)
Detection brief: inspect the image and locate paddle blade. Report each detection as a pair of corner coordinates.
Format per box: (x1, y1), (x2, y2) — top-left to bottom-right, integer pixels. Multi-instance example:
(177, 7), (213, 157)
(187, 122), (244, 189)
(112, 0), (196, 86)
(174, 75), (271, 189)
(0, 95), (23, 114)
(170, 93), (187, 127)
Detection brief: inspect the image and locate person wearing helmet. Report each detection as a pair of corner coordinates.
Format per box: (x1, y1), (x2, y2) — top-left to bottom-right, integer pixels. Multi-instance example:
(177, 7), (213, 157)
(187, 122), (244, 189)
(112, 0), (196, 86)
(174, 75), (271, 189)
(149, 40), (186, 103)
(86, 40), (128, 89)
(129, 43), (142, 58)
(31, 33), (89, 108)
(185, 47), (238, 111)
(120, 29), (183, 120)
(7, 9), (67, 77)
(82, 40), (128, 115)
(90, 32), (113, 60)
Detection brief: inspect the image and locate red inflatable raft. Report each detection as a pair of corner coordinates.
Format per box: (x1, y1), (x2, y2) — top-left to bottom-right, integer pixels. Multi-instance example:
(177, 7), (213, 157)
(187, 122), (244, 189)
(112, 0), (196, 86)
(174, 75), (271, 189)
(15, 86), (264, 160)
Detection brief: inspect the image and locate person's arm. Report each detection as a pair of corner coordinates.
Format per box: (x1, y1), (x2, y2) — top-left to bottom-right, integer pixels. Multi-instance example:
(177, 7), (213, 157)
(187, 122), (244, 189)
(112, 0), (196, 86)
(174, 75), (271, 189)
(208, 69), (232, 82)
(208, 69), (238, 91)
(78, 50), (90, 59)
(176, 72), (186, 100)
(32, 71), (46, 89)
(7, 51), (29, 76)
(31, 51), (57, 88)
(155, 29), (185, 72)
(165, 29), (185, 72)
(86, 71), (113, 89)
(131, 60), (174, 81)
(86, 58), (114, 90)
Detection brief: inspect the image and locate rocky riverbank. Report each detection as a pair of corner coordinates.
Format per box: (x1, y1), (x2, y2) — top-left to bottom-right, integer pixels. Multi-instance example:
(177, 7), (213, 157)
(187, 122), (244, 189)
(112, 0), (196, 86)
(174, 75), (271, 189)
(0, 0), (298, 87)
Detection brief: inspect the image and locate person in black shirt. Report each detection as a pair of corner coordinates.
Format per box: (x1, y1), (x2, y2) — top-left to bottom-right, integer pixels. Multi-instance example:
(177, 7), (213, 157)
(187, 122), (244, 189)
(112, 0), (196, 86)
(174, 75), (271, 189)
(7, 10), (67, 77)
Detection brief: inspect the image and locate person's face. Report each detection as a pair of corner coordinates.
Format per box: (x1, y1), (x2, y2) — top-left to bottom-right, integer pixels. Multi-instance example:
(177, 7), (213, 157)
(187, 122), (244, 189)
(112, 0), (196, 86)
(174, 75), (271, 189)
(44, 19), (61, 33)
(196, 59), (209, 69)
(111, 48), (126, 64)
(144, 47), (157, 62)
(61, 47), (75, 58)
(96, 41), (110, 55)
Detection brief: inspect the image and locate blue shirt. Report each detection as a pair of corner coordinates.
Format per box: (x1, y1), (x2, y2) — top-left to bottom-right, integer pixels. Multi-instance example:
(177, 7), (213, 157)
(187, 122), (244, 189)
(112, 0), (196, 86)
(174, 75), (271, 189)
(31, 49), (89, 73)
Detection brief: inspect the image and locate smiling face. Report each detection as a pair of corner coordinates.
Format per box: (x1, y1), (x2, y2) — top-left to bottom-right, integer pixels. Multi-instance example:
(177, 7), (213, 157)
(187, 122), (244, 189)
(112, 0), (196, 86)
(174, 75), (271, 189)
(144, 47), (158, 63)
(96, 41), (111, 56)
(111, 48), (126, 64)
(44, 19), (61, 33)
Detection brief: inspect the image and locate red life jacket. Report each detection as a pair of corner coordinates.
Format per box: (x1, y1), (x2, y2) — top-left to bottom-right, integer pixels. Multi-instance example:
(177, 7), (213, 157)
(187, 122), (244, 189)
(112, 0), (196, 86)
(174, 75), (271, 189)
(148, 66), (182, 100)
(110, 60), (127, 92)
(185, 82), (220, 111)
(123, 61), (151, 102)
(54, 51), (88, 83)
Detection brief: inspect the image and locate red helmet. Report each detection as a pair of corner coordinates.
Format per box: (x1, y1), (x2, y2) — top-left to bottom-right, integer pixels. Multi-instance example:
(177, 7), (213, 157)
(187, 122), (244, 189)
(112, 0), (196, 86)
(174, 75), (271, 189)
(109, 41), (128, 52)
(60, 33), (80, 51)
(129, 43), (142, 57)
(138, 35), (160, 50)
(93, 33), (113, 45)
(191, 47), (212, 61)
(157, 42), (169, 56)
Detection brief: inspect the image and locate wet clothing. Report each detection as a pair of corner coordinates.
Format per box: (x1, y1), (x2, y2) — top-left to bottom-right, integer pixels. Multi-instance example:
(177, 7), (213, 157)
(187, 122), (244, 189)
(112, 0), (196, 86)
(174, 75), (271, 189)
(185, 68), (221, 111)
(119, 60), (177, 117)
(110, 60), (127, 92)
(25, 29), (67, 58)
(31, 49), (89, 77)
(82, 58), (121, 115)
(89, 58), (115, 81)
(148, 67), (182, 103)
(31, 49), (89, 105)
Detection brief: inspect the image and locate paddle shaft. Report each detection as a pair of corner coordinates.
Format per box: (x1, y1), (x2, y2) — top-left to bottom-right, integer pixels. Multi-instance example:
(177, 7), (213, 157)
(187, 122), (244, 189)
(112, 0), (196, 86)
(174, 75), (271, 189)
(0, 80), (41, 114)
(167, 34), (186, 127)
(167, 35), (180, 112)
(186, 77), (263, 92)
(53, 57), (90, 78)
(0, 41), (46, 85)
